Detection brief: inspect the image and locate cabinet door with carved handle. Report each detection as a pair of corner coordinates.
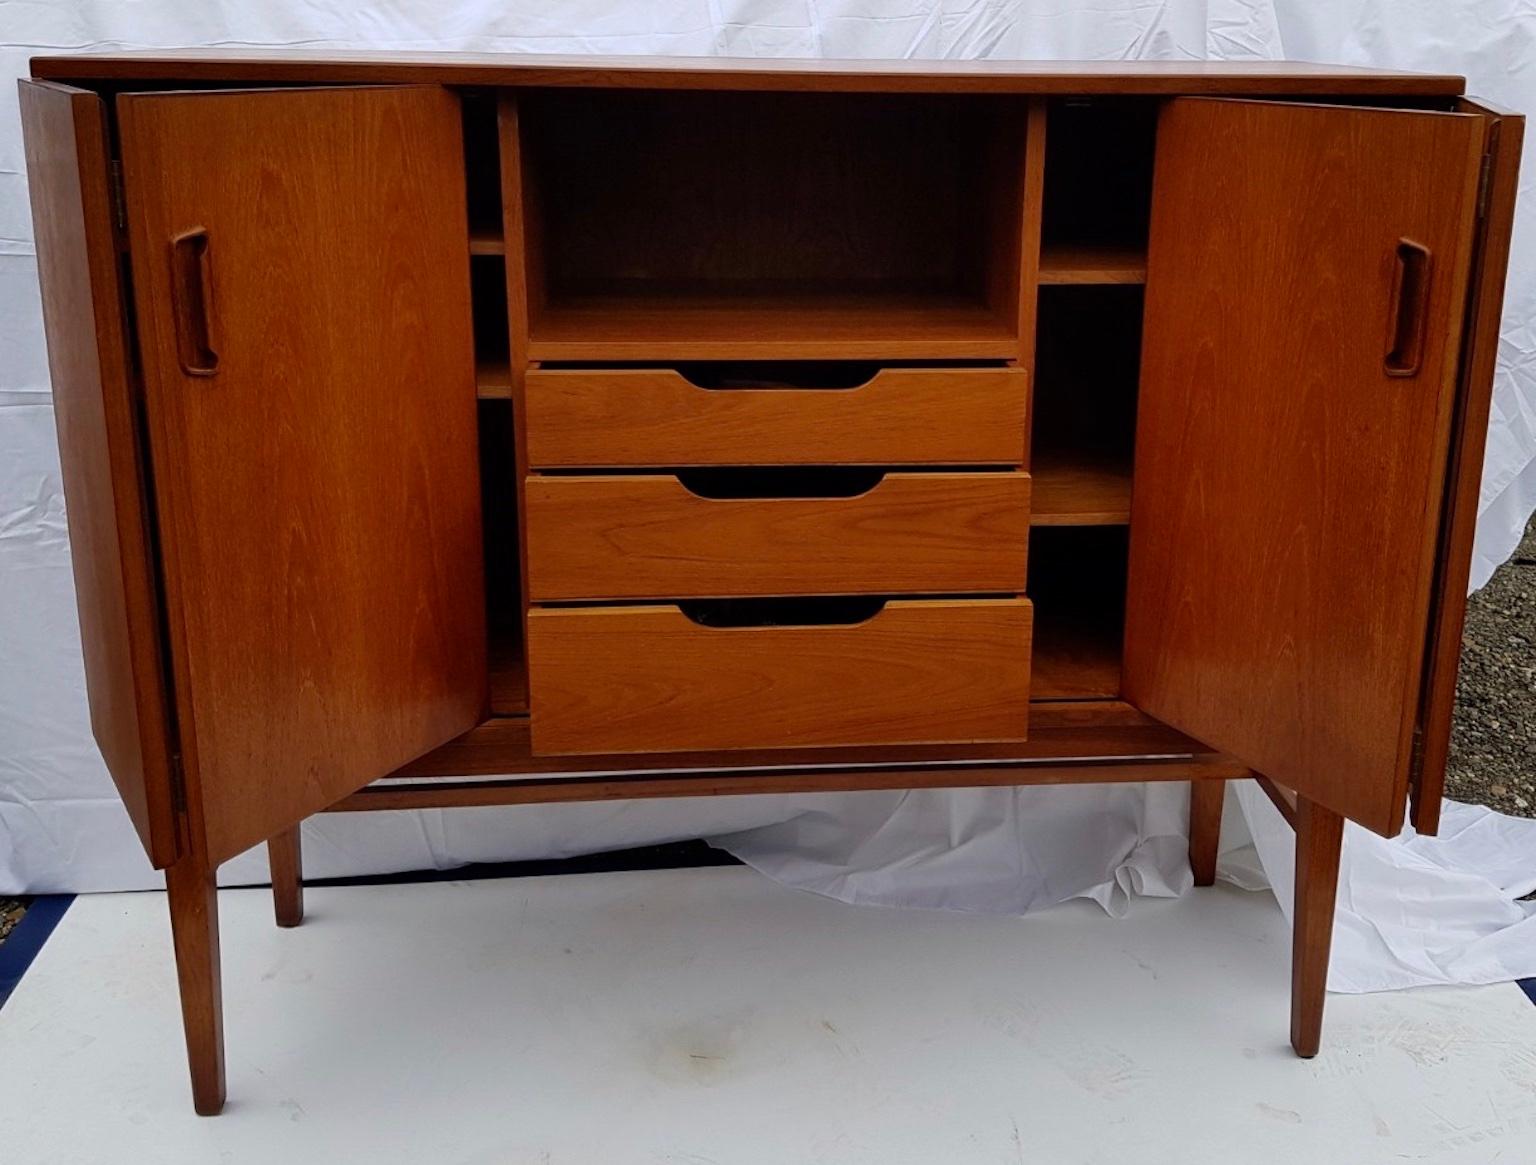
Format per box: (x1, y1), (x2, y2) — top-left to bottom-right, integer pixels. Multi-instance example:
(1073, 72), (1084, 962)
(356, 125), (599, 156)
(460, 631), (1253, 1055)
(119, 86), (487, 865)
(1126, 97), (1494, 836)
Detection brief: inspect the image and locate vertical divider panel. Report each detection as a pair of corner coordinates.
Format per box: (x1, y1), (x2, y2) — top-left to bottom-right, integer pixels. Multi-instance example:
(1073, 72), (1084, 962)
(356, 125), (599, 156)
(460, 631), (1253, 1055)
(1017, 98), (1048, 465)
(498, 94), (536, 713)
(1018, 99), (1048, 697)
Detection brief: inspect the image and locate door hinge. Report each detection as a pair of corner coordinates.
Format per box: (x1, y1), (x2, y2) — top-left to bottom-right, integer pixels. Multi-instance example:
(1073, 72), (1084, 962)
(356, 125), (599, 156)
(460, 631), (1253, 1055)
(169, 752), (189, 816)
(1476, 152), (1493, 220)
(110, 159), (127, 233)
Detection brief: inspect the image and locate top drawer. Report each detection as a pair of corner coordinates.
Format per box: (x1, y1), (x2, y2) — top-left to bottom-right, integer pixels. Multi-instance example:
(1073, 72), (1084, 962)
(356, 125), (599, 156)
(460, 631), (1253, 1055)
(524, 365), (1028, 467)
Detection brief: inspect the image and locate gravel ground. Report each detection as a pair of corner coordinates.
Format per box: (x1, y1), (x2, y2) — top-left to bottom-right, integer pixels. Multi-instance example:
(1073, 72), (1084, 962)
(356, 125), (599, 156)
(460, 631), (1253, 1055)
(0, 898), (23, 945)
(1446, 513), (1536, 817)
(0, 520), (1531, 949)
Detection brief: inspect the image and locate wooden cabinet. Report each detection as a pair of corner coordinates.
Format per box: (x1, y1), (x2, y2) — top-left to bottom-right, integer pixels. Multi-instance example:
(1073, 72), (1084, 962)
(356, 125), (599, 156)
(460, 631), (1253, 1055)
(20, 52), (1521, 1115)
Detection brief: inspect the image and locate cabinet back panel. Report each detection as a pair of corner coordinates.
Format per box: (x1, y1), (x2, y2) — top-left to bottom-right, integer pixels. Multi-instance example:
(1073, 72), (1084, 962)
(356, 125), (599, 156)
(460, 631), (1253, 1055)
(520, 90), (1016, 297)
(1028, 526), (1127, 699)
(1033, 284), (1142, 459)
(1041, 99), (1157, 249)
(462, 91), (503, 245)
(480, 400), (525, 714)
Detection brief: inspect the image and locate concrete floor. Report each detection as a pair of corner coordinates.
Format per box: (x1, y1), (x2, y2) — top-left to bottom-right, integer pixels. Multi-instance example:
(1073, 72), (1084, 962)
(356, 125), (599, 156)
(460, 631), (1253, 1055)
(5, 873), (1535, 1164)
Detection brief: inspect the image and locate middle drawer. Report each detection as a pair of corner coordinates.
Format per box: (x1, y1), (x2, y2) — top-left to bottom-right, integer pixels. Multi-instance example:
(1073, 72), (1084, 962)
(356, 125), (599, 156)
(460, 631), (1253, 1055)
(525, 469), (1031, 601)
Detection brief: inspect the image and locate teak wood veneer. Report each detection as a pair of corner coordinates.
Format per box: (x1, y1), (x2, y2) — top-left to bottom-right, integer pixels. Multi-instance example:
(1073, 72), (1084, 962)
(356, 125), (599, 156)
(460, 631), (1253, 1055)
(19, 51), (1522, 1115)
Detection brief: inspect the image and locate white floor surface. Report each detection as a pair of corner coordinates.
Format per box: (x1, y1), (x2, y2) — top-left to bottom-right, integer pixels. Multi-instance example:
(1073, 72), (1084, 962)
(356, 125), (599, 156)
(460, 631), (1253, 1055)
(2, 866), (1534, 1164)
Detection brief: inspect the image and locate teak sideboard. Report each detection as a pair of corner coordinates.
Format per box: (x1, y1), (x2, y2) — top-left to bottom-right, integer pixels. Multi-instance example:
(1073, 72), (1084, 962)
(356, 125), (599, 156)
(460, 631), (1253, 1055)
(20, 51), (1522, 1115)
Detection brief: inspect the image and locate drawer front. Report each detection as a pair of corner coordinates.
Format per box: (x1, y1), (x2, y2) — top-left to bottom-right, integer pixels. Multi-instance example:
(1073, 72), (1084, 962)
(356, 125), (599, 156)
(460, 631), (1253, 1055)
(525, 471), (1030, 600)
(527, 598), (1032, 754)
(524, 366), (1028, 467)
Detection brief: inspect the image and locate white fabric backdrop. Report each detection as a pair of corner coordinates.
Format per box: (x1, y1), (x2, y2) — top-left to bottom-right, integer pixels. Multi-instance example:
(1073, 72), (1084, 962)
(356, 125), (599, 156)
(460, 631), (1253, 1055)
(2, 1), (1535, 993)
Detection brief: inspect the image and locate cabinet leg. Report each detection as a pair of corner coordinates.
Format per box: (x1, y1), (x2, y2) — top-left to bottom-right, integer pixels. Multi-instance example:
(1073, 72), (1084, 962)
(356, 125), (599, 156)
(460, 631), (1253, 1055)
(1290, 795), (1344, 1059)
(166, 851), (226, 1115)
(1188, 779), (1224, 887)
(268, 825), (305, 928)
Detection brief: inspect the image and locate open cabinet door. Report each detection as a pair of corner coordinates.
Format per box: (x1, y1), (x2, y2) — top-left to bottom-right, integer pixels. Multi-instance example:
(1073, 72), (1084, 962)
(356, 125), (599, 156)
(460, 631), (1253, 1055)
(1124, 98), (1487, 836)
(20, 81), (180, 868)
(119, 87), (486, 866)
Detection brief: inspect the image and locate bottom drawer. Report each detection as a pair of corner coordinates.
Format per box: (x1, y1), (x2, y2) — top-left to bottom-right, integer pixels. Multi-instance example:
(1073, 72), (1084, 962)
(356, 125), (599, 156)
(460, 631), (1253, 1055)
(527, 598), (1032, 755)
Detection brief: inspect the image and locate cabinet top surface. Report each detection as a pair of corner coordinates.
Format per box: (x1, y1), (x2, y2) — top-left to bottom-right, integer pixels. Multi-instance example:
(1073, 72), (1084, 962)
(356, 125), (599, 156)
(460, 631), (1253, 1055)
(30, 50), (1465, 95)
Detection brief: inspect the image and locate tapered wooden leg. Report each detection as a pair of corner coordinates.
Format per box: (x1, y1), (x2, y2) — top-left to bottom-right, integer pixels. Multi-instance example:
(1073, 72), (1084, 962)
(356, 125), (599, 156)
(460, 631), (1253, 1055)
(1188, 779), (1224, 887)
(166, 851), (226, 1115)
(1290, 795), (1344, 1059)
(268, 825), (305, 928)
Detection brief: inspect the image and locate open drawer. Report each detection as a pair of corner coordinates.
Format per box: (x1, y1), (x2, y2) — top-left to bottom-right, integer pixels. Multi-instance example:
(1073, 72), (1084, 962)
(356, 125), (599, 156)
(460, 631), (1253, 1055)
(524, 365), (1028, 467)
(526, 597), (1032, 754)
(525, 470), (1030, 600)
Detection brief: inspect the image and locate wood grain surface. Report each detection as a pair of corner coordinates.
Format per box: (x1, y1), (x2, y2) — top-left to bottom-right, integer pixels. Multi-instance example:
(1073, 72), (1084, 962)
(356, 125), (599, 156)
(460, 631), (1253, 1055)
(19, 81), (182, 867)
(165, 845), (224, 1113)
(524, 366), (1028, 467)
(1038, 244), (1148, 284)
(388, 703), (1205, 778)
(527, 598), (1032, 754)
(267, 826), (304, 928)
(1290, 795), (1344, 1057)
(120, 86), (488, 865)
(525, 471), (1030, 599)
(29, 52), (1466, 96)
(1030, 450), (1132, 525)
(334, 756), (1245, 812)
(1411, 98), (1523, 834)
(525, 295), (1019, 362)
(1124, 98), (1485, 837)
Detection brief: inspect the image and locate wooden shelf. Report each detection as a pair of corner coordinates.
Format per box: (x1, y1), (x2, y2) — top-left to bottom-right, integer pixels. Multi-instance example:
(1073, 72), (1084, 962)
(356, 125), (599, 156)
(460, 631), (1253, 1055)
(469, 227), (505, 256)
(1031, 452), (1133, 525)
(476, 359), (512, 400)
(1031, 612), (1122, 700)
(526, 294), (1019, 361)
(1038, 244), (1147, 285)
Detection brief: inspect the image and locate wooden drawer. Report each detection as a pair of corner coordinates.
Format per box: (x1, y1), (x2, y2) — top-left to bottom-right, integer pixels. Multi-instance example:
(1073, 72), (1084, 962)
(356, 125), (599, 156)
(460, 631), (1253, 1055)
(527, 598), (1032, 754)
(525, 470), (1030, 600)
(524, 365), (1028, 467)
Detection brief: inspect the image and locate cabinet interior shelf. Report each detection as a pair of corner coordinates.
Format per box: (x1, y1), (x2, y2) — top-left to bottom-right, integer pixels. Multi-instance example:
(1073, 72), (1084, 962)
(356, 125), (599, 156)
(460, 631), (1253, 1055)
(1030, 452), (1133, 525)
(1030, 612), (1122, 700)
(1037, 244), (1147, 285)
(469, 227), (506, 256)
(476, 359), (512, 399)
(525, 296), (1020, 362)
